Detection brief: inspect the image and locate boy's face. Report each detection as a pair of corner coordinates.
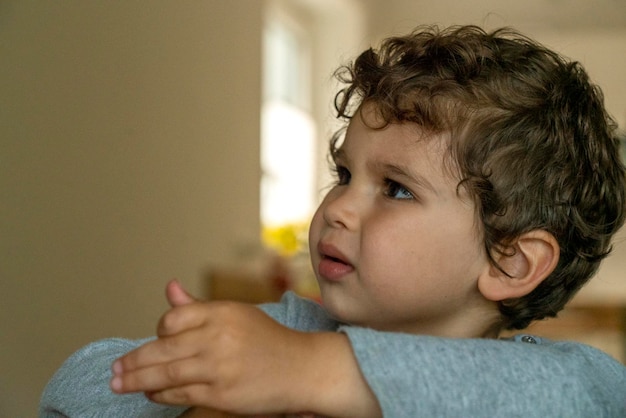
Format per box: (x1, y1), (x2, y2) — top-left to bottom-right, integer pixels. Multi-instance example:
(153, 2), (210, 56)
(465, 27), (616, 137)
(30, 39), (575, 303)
(309, 106), (496, 337)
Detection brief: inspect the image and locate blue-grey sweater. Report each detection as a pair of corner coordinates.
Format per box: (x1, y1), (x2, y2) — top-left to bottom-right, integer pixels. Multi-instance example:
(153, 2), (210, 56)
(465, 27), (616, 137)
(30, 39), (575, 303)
(40, 292), (626, 417)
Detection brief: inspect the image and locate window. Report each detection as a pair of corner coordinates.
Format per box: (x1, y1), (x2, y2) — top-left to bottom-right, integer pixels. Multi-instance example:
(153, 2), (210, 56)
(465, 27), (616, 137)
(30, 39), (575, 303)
(261, 9), (316, 229)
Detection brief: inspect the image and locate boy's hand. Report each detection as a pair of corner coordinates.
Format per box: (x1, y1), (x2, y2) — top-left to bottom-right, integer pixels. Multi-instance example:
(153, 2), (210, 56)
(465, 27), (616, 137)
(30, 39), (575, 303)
(110, 280), (381, 417)
(110, 281), (313, 414)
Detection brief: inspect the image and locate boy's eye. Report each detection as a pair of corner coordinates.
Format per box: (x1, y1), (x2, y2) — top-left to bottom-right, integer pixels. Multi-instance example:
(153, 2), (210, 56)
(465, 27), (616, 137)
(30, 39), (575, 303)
(333, 165), (351, 185)
(385, 179), (414, 200)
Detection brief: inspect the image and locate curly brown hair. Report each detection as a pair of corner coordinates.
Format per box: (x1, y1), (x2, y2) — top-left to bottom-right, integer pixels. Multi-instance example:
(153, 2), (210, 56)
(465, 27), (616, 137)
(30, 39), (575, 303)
(332, 25), (626, 330)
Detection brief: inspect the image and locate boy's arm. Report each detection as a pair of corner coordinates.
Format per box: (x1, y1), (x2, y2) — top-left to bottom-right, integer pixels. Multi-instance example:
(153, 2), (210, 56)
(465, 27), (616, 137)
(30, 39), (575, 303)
(342, 327), (626, 417)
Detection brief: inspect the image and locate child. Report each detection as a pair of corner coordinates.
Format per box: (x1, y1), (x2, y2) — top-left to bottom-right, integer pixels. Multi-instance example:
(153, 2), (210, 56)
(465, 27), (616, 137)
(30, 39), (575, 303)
(40, 25), (626, 417)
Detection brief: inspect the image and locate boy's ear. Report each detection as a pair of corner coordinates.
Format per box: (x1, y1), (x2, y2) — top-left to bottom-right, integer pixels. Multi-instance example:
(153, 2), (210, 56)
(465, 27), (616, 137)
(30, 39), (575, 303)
(478, 230), (560, 301)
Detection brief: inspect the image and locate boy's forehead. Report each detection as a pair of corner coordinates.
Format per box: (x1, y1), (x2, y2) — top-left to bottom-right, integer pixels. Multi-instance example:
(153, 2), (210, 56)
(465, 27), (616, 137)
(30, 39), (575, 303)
(341, 111), (462, 183)
(344, 107), (447, 152)
(351, 101), (446, 140)
(358, 102), (386, 126)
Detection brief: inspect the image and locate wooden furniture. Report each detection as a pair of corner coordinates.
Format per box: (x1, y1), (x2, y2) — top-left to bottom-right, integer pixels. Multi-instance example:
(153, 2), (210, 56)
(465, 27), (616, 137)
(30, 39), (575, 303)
(206, 267), (285, 304)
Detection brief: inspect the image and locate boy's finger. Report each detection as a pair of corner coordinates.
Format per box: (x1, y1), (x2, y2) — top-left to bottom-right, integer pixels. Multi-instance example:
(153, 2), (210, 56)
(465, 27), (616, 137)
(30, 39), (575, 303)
(166, 279), (197, 307)
(157, 303), (209, 337)
(113, 330), (202, 375)
(110, 356), (210, 394)
(146, 383), (215, 408)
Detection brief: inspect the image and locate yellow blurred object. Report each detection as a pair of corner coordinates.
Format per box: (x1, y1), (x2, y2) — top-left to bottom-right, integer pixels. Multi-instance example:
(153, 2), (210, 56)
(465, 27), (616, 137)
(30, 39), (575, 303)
(260, 222), (320, 300)
(262, 222), (309, 256)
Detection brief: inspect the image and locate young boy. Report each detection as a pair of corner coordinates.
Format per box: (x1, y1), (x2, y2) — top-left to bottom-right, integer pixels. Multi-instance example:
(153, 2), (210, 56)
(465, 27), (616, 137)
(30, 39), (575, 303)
(40, 25), (626, 417)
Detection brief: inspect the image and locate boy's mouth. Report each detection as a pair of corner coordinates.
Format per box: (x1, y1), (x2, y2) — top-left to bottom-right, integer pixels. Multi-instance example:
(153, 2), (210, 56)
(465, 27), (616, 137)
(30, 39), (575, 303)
(317, 242), (354, 281)
(323, 254), (346, 263)
(317, 241), (350, 264)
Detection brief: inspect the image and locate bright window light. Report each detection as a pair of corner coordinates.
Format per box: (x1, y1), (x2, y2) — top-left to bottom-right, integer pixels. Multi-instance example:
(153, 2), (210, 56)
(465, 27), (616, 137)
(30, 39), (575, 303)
(261, 16), (316, 228)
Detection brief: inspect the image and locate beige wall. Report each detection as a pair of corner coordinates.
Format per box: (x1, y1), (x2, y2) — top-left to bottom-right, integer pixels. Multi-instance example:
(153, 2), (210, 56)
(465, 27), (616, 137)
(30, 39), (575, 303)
(1, 1), (263, 415)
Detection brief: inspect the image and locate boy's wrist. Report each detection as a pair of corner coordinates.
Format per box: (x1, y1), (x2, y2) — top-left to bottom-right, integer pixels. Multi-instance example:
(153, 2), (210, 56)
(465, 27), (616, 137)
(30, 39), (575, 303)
(293, 331), (382, 418)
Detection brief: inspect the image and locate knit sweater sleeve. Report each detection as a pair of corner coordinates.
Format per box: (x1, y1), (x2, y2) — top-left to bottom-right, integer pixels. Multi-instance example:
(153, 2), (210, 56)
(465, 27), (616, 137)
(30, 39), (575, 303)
(38, 337), (187, 418)
(342, 327), (626, 417)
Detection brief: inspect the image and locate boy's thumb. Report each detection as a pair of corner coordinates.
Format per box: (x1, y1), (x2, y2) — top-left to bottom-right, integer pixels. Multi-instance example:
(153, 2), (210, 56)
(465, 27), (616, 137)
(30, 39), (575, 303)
(166, 279), (197, 307)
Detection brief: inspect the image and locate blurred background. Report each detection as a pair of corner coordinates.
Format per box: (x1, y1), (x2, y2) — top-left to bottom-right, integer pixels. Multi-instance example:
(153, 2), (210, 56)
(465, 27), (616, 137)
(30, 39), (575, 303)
(1, 1), (625, 416)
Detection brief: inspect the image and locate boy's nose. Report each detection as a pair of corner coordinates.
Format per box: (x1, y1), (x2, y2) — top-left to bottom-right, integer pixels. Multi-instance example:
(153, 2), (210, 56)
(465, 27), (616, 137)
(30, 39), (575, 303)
(322, 187), (361, 230)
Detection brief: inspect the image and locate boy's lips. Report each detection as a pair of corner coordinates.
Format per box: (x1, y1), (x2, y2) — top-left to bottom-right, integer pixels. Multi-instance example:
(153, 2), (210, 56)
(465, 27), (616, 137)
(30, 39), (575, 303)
(317, 242), (354, 281)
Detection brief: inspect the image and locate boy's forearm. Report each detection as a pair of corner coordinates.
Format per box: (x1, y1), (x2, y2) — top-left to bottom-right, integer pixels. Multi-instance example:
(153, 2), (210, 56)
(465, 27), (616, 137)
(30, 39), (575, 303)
(296, 332), (382, 418)
(174, 331), (382, 418)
